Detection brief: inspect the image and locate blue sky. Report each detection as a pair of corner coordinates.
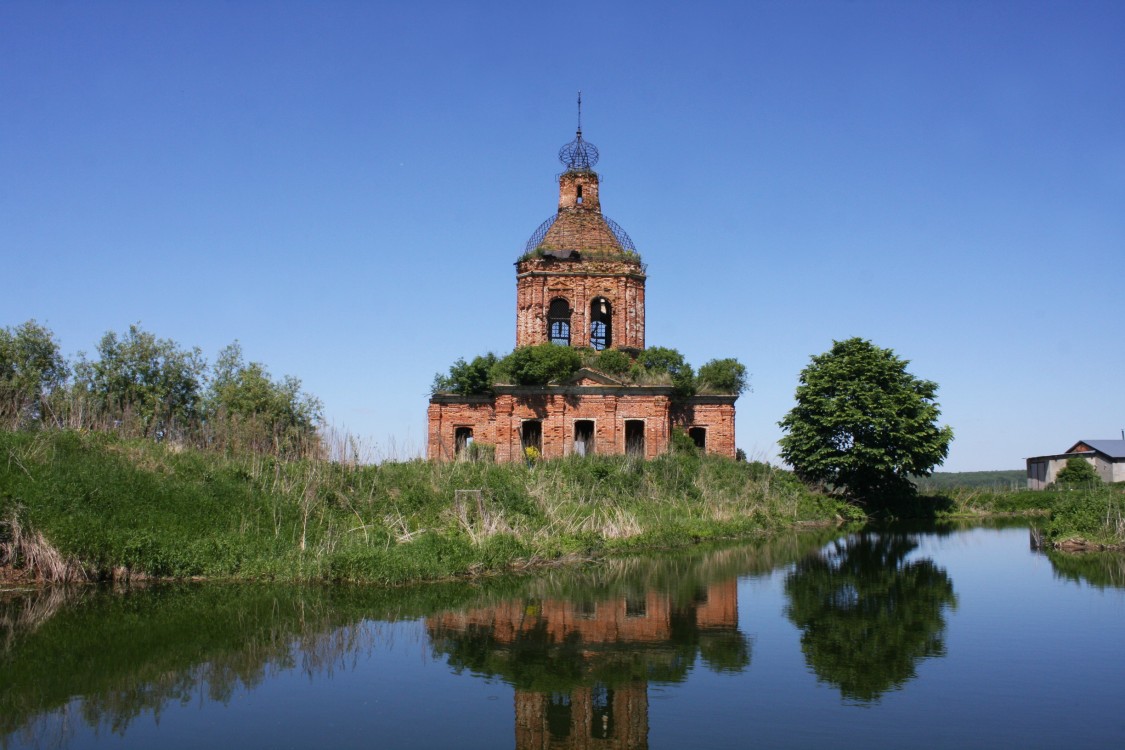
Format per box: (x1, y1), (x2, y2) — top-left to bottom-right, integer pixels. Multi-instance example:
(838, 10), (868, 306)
(3, 1), (1123, 470)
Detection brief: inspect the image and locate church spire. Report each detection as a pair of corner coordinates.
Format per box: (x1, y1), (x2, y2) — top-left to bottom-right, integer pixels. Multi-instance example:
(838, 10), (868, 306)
(558, 91), (599, 172)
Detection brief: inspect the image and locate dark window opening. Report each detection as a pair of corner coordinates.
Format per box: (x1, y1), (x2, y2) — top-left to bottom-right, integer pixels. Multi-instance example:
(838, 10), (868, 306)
(625, 594), (647, 618)
(625, 420), (645, 458)
(589, 297), (612, 351)
(454, 427), (473, 456)
(576, 185), (583, 204)
(689, 427), (706, 450)
(521, 420), (542, 455)
(547, 693), (572, 740)
(548, 298), (572, 346)
(590, 685), (615, 740)
(575, 599), (597, 618)
(574, 420), (594, 456)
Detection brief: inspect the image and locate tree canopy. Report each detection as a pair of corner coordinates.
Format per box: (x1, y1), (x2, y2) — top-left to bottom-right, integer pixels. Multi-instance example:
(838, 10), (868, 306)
(74, 324), (206, 437)
(208, 342), (323, 454)
(778, 338), (952, 502)
(0, 320), (68, 425)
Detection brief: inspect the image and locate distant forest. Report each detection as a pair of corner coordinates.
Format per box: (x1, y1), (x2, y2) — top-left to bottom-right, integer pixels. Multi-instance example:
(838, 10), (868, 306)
(912, 470), (1025, 491)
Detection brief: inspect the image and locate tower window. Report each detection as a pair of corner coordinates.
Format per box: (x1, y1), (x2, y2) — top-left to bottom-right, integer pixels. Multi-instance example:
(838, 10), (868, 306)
(589, 297), (611, 350)
(576, 185), (583, 204)
(548, 298), (572, 346)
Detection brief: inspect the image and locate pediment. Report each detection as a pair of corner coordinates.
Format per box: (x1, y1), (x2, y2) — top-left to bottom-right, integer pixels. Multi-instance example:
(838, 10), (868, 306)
(560, 368), (626, 386)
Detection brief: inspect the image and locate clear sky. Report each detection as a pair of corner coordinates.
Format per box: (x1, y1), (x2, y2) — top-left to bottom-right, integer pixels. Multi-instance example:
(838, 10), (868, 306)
(3, 1), (1123, 470)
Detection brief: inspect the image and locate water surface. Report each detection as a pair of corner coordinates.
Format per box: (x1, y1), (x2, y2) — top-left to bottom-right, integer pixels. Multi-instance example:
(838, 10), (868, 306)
(3, 524), (1123, 749)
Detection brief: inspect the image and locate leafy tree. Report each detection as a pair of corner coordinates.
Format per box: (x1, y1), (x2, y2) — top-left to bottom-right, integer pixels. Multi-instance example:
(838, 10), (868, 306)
(73, 324), (205, 437)
(778, 338), (952, 502)
(493, 344), (582, 386)
(1054, 456), (1100, 487)
(633, 346), (695, 398)
(695, 358), (749, 395)
(208, 341), (323, 453)
(784, 533), (956, 702)
(431, 353), (498, 396)
(0, 320), (69, 424)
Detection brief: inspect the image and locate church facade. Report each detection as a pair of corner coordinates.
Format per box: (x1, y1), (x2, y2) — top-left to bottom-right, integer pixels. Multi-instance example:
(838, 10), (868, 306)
(427, 119), (738, 462)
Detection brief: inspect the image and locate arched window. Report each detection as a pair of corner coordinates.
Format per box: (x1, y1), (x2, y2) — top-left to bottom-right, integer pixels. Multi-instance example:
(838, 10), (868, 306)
(548, 298), (572, 346)
(590, 297), (612, 351)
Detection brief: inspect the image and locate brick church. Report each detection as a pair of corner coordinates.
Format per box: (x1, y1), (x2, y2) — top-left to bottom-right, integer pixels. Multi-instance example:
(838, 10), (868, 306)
(428, 113), (738, 462)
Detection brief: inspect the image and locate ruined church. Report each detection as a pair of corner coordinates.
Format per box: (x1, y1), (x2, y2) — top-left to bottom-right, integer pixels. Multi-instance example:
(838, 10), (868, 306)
(427, 114), (738, 462)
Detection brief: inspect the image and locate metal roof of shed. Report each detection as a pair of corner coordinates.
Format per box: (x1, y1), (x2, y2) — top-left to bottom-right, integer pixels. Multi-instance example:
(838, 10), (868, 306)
(1069, 439), (1125, 459)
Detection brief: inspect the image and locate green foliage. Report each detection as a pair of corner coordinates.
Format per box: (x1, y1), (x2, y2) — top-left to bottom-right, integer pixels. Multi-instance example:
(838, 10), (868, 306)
(695, 357), (749, 395)
(431, 353), (499, 396)
(633, 346), (695, 398)
(669, 427), (700, 454)
(1054, 456), (1100, 487)
(208, 341), (323, 454)
(493, 344), (582, 386)
(73, 324), (206, 438)
(1043, 486), (1125, 547)
(593, 348), (631, 376)
(0, 320), (69, 426)
(778, 338), (953, 504)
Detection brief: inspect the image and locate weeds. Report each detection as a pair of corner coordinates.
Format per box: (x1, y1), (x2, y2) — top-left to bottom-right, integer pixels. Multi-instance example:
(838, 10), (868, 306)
(0, 430), (840, 584)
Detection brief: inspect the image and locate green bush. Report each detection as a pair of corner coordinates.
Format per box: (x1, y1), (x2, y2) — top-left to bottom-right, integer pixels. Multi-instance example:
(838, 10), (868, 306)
(432, 353), (499, 396)
(594, 349), (632, 376)
(1054, 456), (1100, 487)
(493, 344), (582, 386)
(696, 358), (749, 395)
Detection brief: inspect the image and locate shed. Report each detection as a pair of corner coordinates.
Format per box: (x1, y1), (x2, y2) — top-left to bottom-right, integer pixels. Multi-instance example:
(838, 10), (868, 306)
(1026, 439), (1125, 489)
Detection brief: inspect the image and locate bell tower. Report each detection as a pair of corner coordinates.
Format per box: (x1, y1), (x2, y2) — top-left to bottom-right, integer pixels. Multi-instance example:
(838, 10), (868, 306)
(515, 96), (646, 352)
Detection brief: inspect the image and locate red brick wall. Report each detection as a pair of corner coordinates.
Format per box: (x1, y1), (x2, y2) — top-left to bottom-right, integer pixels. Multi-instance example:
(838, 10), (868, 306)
(672, 397), (737, 459)
(515, 258), (645, 350)
(429, 389), (737, 462)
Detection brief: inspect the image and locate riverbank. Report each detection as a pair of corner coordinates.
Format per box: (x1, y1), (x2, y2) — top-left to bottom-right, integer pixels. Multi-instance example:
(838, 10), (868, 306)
(1, 430), (852, 585)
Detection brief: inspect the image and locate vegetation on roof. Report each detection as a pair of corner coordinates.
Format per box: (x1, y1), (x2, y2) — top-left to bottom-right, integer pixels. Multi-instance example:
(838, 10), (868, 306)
(432, 344), (748, 400)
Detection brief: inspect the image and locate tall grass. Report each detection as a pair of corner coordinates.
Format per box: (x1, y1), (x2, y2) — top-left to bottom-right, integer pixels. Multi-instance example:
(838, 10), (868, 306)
(1041, 485), (1125, 549)
(0, 430), (843, 584)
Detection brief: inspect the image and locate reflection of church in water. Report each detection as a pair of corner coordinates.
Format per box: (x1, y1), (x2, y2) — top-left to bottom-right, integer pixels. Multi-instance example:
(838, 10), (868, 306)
(428, 577), (743, 750)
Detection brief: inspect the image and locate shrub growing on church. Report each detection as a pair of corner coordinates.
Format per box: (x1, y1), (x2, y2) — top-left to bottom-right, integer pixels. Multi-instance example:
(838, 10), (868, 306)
(696, 358), (749, 395)
(431, 353), (499, 396)
(492, 344), (582, 386)
(778, 338), (952, 503)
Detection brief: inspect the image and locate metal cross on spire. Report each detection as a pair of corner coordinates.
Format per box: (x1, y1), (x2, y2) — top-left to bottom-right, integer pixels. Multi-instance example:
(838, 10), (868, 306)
(558, 91), (599, 171)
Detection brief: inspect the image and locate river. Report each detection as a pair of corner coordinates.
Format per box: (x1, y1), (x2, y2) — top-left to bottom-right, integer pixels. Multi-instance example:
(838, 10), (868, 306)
(2, 522), (1124, 749)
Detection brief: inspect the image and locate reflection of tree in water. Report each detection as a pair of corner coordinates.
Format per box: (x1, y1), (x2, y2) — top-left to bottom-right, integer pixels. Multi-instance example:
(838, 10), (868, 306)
(784, 533), (957, 702)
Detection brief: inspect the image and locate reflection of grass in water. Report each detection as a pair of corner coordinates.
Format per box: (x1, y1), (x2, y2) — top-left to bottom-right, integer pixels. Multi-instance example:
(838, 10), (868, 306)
(0, 533), (842, 745)
(1045, 549), (1125, 589)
